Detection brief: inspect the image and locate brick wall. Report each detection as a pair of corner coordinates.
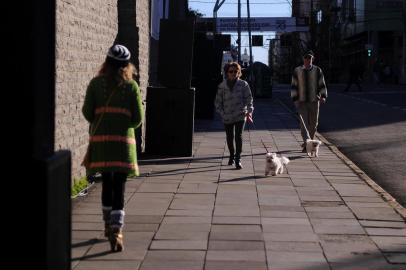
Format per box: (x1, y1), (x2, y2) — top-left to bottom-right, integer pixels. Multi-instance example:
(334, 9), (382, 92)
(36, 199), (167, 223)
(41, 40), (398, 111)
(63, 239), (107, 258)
(55, 0), (150, 182)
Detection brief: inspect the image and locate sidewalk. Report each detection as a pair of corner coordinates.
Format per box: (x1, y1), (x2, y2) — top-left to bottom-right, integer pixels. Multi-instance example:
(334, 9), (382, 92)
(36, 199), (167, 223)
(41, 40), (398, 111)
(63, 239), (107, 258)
(71, 99), (406, 270)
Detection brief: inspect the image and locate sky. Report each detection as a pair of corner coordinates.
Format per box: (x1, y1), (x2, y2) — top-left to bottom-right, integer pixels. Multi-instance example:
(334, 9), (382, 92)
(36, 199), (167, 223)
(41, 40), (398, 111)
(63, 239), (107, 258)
(188, 0), (292, 64)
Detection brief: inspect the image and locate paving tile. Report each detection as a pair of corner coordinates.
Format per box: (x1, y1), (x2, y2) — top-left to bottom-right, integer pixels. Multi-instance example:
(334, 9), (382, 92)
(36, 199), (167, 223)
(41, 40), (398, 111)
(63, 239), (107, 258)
(210, 231), (264, 241)
(212, 216), (261, 225)
(137, 183), (179, 193)
(307, 211), (355, 219)
(370, 236), (406, 252)
(158, 223), (211, 232)
(84, 241), (148, 261)
(260, 210), (308, 218)
(208, 240), (265, 250)
(359, 220), (406, 228)
(263, 232), (319, 242)
(214, 205), (260, 216)
(350, 207), (404, 221)
(310, 218), (365, 235)
(265, 241), (322, 252)
(123, 223), (159, 232)
(204, 261), (267, 270)
(267, 251), (327, 263)
(150, 240), (208, 250)
(261, 217), (312, 225)
(177, 183), (218, 194)
(267, 261), (330, 270)
(383, 252), (406, 263)
(162, 216), (212, 224)
(331, 183), (379, 197)
(166, 209), (213, 216)
(262, 224), (314, 233)
(365, 228), (406, 236)
(72, 214), (103, 223)
(139, 260), (204, 270)
(206, 250), (266, 262)
(72, 230), (102, 240)
(154, 231), (209, 240)
(72, 222), (103, 231)
(211, 225), (262, 232)
(74, 261), (141, 270)
(144, 250), (206, 261)
(125, 215), (164, 224)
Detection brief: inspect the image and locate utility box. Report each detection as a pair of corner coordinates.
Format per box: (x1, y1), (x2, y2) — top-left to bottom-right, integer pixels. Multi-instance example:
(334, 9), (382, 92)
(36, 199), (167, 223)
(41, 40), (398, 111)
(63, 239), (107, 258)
(145, 87), (195, 157)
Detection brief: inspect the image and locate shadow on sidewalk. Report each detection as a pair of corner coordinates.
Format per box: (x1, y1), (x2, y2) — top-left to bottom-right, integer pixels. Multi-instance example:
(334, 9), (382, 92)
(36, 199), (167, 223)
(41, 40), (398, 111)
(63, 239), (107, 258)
(71, 250), (112, 261)
(218, 175), (256, 183)
(71, 238), (100, 249)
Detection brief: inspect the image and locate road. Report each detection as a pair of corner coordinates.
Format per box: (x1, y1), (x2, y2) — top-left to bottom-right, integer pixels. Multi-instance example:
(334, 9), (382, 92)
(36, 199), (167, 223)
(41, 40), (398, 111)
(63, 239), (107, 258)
(274, 84), (406, 207)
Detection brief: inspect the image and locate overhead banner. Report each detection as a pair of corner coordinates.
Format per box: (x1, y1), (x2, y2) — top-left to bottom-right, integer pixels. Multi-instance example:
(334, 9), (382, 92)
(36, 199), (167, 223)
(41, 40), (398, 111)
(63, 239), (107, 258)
(216, 17), (309, 33)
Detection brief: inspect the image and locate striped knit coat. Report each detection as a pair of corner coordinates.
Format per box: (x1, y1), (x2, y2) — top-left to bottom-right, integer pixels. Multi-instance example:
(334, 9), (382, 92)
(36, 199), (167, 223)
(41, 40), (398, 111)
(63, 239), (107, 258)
(82, 76), (143, 176)
(291, 65), (327, 102)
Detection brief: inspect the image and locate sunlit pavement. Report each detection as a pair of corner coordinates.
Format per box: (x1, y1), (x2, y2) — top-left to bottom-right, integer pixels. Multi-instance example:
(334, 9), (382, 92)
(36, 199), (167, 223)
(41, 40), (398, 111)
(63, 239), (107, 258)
(71, 98), (406, 270)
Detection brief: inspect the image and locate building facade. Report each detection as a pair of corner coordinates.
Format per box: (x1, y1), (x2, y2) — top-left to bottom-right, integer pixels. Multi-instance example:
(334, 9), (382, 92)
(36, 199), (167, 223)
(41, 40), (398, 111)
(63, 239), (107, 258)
(327, 0), (405, 83)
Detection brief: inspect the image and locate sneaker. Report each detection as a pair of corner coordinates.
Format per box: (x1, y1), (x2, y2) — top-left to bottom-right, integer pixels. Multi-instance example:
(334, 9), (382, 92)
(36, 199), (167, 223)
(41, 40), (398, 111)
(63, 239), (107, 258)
(228, 157), (234, 165)
(235, 160), (243, 169)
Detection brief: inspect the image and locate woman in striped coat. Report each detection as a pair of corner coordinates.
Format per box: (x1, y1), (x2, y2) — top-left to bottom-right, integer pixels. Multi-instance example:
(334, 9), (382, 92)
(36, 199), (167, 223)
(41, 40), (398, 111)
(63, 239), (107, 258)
(82, 44), (143, 252)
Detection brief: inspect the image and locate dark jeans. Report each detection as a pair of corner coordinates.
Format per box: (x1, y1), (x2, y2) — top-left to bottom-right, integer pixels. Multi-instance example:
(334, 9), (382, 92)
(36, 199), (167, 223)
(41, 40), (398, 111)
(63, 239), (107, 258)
(102, 172), (127, 210)
(224, 120), (245, 161)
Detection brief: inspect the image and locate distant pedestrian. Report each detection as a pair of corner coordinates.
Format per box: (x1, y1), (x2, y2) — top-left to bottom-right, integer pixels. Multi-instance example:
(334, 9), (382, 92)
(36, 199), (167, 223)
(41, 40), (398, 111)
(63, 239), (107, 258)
(215, 62), (254, 169)
(343, 62), (364, 92)
(291, 50), (327, 152)
(372, 59), (381, 85)
(383, 64), (392, 83)
(82, 44), (143, 252)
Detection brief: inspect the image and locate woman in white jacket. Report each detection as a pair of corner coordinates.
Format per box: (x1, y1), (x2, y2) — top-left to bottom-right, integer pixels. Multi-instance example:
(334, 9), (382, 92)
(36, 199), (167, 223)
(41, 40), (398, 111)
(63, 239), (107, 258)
(215, 62), (254, 169)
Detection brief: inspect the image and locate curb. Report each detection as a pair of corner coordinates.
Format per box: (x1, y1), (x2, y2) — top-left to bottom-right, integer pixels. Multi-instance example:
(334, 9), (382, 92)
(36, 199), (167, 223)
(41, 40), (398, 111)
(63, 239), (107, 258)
(276, 99), (406, 220)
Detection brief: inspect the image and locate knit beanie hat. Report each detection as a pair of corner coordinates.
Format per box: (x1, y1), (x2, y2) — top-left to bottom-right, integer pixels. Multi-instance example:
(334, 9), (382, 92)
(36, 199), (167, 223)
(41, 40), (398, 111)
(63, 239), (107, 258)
(106, 44), (131, 67)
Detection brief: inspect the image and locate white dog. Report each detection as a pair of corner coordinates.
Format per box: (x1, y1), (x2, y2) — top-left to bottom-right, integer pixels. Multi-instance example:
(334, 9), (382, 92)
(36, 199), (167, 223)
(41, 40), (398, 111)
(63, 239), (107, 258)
(265, 153), (290, 176)
(305, 139), (322, 157)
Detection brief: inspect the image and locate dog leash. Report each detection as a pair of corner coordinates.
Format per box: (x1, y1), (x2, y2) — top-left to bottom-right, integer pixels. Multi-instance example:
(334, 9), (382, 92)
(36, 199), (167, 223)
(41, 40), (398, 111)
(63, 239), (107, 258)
(246, 115), (270, 153)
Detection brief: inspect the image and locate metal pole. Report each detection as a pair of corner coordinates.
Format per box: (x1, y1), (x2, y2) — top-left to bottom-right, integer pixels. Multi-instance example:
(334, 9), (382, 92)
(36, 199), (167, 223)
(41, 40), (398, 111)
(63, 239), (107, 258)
(247, 0), (253, 65)
(310, 0), (314, 49)
(238, 0), (241, 63)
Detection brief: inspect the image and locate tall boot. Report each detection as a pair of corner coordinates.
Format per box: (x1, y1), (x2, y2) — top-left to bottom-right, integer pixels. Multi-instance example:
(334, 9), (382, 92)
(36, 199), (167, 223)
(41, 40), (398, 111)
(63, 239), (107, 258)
(109, 210), (125, 252)
(102, 206), (112, 238)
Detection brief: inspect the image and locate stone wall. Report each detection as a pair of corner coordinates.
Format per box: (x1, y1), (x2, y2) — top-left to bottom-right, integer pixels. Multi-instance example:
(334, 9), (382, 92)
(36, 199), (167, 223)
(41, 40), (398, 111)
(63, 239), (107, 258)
(55, 0), (150, 182)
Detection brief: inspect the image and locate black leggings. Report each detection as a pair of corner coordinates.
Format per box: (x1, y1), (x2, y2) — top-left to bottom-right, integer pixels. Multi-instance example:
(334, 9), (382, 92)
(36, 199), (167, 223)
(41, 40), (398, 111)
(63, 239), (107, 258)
(101, 172), (127, 210)
(224, 120), (245, 160)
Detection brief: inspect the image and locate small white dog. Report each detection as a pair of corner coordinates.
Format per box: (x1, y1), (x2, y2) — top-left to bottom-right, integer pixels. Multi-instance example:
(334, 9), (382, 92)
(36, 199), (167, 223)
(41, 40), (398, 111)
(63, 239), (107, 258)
(306, 139), (322, 157)
(265, 152), (290, 176)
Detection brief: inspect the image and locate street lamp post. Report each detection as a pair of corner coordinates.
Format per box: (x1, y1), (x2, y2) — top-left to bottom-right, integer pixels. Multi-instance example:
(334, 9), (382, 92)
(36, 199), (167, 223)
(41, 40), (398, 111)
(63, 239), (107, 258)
(237, 0), (241, 62)
(247, 0), (253, 65)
